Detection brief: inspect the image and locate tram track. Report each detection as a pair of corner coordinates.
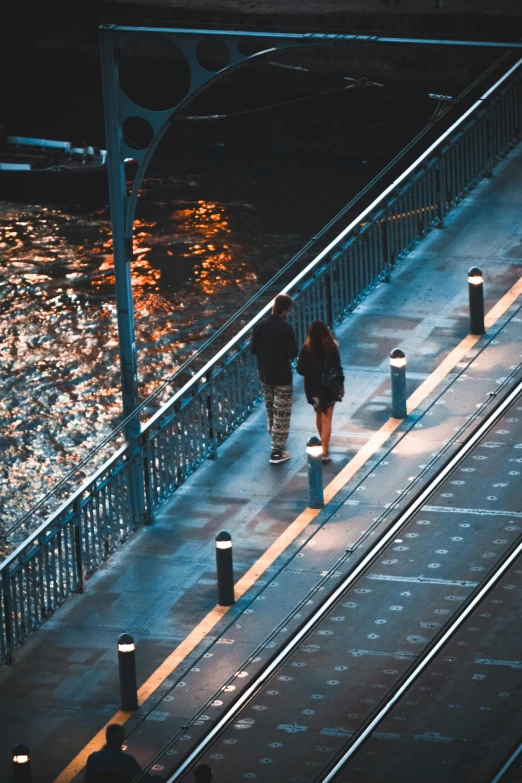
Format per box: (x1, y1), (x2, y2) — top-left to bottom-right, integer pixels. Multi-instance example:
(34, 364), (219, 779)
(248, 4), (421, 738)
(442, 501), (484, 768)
(491, 741), (522, 783)
(151, 376), (522, 782)
(318, 480), (522, 783)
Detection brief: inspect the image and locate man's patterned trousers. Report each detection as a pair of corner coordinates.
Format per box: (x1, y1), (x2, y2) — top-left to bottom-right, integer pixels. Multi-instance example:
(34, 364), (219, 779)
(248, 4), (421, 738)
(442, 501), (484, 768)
(261, 383), (293, 451)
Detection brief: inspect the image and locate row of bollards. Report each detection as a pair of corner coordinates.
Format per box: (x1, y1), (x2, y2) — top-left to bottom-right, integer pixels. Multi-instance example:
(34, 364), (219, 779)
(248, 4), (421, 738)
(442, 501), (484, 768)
(11, 270), (486, 779)
(11, 531), (235, 779)
(306, 267), (486, 507)
(389, 266), (485, 419)
(114, 531), (237, 714)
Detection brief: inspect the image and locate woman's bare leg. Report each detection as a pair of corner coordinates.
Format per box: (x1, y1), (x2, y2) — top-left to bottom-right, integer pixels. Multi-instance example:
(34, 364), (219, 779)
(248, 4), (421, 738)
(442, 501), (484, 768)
(321, 405), (335, 456)
(316, 410), (323, 438)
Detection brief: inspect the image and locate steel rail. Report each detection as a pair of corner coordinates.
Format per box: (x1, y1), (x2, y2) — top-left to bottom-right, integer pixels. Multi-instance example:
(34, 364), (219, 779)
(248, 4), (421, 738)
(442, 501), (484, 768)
(105, 24), (522, 49)
(319, 397), (522, 780)
(490, 742), (522, 782)
(163, 377), (522, 782)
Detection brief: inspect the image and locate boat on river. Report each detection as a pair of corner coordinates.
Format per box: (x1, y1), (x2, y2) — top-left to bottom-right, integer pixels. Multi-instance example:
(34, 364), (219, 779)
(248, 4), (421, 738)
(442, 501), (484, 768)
(0, 135), (134, 201)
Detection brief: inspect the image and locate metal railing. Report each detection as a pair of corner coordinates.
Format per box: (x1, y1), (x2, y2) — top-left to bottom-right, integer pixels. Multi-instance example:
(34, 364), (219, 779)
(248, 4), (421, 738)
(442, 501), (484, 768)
(1, 59), (521, 664)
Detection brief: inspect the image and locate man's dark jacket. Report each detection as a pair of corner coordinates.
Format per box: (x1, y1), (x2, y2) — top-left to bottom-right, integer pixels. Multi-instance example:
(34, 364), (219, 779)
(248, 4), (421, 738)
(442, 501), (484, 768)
(250, 313), (298, 386)
(84, 746), (144, 783)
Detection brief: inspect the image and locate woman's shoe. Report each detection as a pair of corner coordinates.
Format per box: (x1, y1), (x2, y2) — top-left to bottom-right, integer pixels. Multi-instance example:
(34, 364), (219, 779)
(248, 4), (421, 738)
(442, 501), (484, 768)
(321, 454), (331, 464)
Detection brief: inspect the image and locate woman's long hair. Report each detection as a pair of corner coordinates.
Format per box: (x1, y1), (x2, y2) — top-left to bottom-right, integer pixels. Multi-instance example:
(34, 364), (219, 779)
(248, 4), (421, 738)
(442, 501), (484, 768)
(305, 320), (337, 356)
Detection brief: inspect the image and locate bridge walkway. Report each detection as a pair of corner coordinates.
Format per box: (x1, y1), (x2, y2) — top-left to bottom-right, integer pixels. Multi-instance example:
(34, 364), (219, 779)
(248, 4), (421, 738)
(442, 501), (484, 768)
(0, 146), (521, 782)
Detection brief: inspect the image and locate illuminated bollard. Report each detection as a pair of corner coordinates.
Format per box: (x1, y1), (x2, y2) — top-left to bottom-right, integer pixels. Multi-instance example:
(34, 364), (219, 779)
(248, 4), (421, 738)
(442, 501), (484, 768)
(118, 633), (138, 711)
(12, 744), (31, 783)
(216, 531), (235, 607)
(390, 349), (407, 419)
(307, 436), (324, 509)
(468, 267), (485, 335)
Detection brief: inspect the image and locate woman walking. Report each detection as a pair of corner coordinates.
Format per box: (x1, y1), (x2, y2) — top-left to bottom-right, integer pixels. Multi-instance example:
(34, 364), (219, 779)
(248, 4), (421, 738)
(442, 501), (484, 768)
(297, 320), (344, 463)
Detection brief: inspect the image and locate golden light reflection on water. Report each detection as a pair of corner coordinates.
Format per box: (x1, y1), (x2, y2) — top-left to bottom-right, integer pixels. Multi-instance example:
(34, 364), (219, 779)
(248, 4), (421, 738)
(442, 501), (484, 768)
(0, 191), (259, 541)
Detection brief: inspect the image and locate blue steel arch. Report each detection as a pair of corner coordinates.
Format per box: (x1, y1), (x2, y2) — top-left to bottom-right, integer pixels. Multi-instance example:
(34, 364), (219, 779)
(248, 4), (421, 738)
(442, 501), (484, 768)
(123, 37), (321, 236)
(99, 24), (333, 438)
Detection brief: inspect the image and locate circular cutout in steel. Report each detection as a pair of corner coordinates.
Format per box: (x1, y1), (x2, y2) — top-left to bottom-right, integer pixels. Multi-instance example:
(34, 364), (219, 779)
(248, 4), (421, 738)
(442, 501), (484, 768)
(122, 116), (154, 150)
(196, 38), (230, 72)
(118, 35), (190, 111)
(237, 37), (273, 58)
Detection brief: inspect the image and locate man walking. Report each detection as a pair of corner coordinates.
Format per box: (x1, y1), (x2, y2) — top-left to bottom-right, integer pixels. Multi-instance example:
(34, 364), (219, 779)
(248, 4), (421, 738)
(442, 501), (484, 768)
(250, 293), (298, 463)
(84, 723), (161, 781)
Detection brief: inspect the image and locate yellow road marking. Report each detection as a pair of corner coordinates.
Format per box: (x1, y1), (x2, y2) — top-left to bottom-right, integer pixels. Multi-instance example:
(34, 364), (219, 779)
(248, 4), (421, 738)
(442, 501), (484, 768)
(53, 275), (522, 783)
(485, 275), (522, 328)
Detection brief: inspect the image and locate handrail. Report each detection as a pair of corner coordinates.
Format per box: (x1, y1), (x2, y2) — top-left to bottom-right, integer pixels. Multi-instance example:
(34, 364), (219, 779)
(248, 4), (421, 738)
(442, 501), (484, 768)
(105, 24), (522, 50)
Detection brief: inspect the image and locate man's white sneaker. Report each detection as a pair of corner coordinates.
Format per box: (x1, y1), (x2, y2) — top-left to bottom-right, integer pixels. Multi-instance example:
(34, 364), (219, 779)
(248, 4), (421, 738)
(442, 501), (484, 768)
(270, 449), (290, 464)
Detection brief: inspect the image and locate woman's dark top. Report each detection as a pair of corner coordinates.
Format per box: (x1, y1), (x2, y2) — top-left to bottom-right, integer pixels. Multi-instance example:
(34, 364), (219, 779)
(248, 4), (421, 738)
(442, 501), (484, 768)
(296, 344), (344, 411)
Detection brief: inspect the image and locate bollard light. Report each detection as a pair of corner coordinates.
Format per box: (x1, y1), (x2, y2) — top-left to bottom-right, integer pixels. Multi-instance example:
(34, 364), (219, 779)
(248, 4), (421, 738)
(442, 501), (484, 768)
(389, 351), (406, 369)
(215, 531), (235, 607)
(468, 268), (483, 285)
(118, 640), (135, 653)
(468, 266), (485, 335)
(118, 633), (138, 711)
(12, 744), (31, 783)
(306, 440), (323, 458)
(390, 349), (407, 419)
(307, 436), (324, 509)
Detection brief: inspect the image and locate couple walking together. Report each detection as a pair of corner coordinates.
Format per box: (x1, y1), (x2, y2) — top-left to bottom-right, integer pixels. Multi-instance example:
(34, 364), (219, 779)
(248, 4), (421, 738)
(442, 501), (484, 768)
(250, 293), (344, 464)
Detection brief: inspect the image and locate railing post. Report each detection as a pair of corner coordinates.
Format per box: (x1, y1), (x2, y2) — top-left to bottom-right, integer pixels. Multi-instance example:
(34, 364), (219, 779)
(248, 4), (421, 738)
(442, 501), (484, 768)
(483, 114), (494, 178)
(127, 442), (146, 528)
(73, 499), (85, 594)
(381, 209), (391, 282)
(2, 567), (14, 665)
(207, 367), (218, 460)
(325, 265), (335, 328)
(436, 152), (446, 228)
(142, 433), (153, 525)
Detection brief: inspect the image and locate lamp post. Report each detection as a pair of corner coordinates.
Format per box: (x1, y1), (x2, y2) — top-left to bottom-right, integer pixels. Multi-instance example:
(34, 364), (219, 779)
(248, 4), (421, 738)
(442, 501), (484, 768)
(307, 436), (324, 509)
(390, 349), (407, 419)
(468, 267), (485, 335)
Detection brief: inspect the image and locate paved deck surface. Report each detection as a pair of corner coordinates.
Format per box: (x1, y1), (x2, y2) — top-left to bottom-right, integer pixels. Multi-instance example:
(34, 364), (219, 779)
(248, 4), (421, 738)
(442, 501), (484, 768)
(1, 146), (521, 782)
(175, 391), (522, 782)
(334, 526), (522, 782)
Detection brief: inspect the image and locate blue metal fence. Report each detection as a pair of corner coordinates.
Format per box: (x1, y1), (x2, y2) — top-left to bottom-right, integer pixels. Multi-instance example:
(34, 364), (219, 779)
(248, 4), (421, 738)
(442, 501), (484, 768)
(1, 60), (521, 664)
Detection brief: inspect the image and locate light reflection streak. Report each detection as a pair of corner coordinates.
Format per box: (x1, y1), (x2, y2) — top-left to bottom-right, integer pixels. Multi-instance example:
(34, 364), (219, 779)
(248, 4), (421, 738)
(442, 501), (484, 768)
(0, 190), (260, 546)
